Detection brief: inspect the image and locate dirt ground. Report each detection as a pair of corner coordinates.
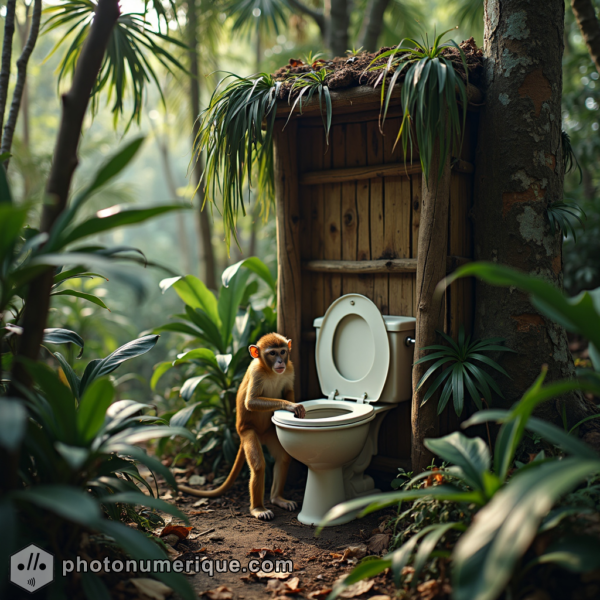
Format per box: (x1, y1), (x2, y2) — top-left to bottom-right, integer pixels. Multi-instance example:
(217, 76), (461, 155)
(153, 474), (399, 600)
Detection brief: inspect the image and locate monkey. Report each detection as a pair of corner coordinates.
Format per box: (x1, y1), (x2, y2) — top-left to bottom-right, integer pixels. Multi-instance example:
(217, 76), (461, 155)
(178, 333), (306, 520)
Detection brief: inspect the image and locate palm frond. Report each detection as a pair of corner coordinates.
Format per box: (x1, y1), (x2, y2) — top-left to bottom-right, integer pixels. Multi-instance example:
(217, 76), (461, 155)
(416, 326), (513, 416)
(367, 29), (468, 180)
(225, 0), (290, 37)
(547, 199), (587, 242)
(43, 1), (188, 130)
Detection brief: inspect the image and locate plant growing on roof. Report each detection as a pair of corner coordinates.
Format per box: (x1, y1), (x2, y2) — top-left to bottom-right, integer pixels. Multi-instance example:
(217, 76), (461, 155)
(415, 326), (514, 417)
(367, 28), (469, 179)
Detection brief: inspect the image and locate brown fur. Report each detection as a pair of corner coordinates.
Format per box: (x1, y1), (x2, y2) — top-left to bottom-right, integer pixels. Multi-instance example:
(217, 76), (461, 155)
(178, 333), (305, 519)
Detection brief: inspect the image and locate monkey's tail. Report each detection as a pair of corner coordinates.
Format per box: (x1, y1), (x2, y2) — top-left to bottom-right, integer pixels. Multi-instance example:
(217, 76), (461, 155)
(177, 445), (245, 498)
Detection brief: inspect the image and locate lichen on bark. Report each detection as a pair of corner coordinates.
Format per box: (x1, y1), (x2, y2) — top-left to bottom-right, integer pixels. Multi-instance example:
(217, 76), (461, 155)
(473, 0), (590, 425)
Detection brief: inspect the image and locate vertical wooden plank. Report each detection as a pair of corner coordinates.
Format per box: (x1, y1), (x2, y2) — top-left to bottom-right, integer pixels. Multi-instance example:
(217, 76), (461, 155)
(274, 120), (301, 400)
(340, 123), (358, 295)
(383, 122), (413, 317)
(411, 176), (422, 315)
(297, 128), (312, 400)
(367, 120), (388, 314)
(308, 128), (326, 399)
(323, 125), (343, 307)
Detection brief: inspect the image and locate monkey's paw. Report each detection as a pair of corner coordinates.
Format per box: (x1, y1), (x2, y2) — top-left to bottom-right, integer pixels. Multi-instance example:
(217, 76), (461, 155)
(251, 507), (275, 520)
(271, 496), (297, 511)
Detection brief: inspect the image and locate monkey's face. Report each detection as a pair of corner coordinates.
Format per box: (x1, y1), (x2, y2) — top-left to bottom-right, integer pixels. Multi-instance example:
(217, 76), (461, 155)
(265, 346), (288, 375)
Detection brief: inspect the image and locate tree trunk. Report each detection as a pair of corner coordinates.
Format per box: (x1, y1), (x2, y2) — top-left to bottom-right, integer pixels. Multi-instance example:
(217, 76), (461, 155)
(571, 0), (600, 74)
(359, 0), (391, 51)
(16, 5), (31, 153)
(0, 0), (17, 135)
(1, 0), (41, 163)
(10, 0), (120, 392)
(411, 146), (450, 473)
(329, 0), (350, 58)
(188, 0), (217, 289)
(473, 0), (586, 423)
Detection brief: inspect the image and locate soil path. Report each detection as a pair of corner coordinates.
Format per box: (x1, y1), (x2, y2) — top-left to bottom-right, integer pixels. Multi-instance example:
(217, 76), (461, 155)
(161, 480), (396, 599)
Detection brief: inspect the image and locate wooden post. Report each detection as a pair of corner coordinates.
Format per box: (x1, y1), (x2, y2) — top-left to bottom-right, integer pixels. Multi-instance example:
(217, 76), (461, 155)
(274, 120), (302, 400)
(411, 144), (451, 473)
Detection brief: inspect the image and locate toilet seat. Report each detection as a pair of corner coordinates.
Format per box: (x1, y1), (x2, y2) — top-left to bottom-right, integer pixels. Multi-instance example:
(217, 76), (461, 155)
(315, 294), (390, 403)
(272, 400), (374, 429)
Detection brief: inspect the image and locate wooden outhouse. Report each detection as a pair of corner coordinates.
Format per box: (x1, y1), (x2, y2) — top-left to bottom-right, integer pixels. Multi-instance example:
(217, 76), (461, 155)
(274, 86), (479, 475)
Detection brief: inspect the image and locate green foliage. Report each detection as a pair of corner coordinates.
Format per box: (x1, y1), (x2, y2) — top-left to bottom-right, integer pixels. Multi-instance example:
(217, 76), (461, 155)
(547, 199), (586, 242)
(152, 257), (276, 471)
(562, 130), (582, 182)
(286, 67), (332, 142)
(1, 360), (196, 599)
(368, 28), (468, 179)
(320, 260), (600, 600)
(415, 326), (513, 416)
(195, 73), (281, 250)
(226, 0), (290, 37)
(43, 0), (188, 129)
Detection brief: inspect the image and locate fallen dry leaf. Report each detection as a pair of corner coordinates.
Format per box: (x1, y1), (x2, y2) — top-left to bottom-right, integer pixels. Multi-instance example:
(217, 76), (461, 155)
(193, 498), (209, 507)
(160, 491), (173, 500)
(247, 547), (284, 559)
(367, 533), (390, 555)
(266, 579), (287, 593)
(342, 545), (367, 561)
(254, 570), (290, 580)
(202, 585), (234, 600)
(285, 576), (302, 593)
(368, 596), (391, 600)
(338, 580), (374, 598)
(190, 509), (214, 516)
(160, 525), (193, 540)
(308, 589), (332, 599)
(240, 573), (257, 583)
(130, 578), (173, 600)
(330, 553), (344, 560)
(188, 474), (206, 486)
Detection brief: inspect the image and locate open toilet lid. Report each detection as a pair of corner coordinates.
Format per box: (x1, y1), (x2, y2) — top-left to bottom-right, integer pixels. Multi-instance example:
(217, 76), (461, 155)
(316, 294), (390, 403)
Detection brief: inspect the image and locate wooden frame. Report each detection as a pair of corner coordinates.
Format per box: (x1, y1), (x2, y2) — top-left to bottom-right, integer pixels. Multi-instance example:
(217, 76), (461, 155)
(274, 86), (478, 473)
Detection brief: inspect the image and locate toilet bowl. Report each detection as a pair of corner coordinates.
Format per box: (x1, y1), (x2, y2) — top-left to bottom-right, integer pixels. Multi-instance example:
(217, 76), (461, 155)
(272, 294), (415, 526)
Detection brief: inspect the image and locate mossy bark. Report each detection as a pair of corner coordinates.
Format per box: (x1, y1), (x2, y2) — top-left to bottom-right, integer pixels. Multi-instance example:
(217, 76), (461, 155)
(473, 0), (592, 426)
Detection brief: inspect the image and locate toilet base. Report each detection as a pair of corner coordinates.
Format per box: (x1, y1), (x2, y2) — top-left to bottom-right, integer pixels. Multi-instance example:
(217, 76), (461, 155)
(297, 467), (355, 526)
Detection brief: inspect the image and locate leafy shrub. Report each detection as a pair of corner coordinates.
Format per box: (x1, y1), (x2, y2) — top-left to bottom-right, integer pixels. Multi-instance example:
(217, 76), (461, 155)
(151, 257), (276, 472)
(319, 262), (600, 600)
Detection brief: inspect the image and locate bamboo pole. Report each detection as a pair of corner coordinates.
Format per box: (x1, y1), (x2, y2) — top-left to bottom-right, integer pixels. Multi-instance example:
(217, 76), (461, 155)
(411, 144), (451, 473)
(274, 120), (302, 400)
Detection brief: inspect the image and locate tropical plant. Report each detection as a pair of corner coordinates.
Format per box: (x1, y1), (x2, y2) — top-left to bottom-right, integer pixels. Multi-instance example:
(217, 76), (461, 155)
(367, 28), (469, 178)
(320, 369), (600, 600)
(0, 354), (197, 598)
(195, 73), (282, 249)
(562, 129), (583, 182)
(43, 0), (188, 129)
(151, 257), (277, 471)
(547, 199), (586, 241)
(286, 67), (332, 141)
(414, 326), (513, 416)
(0, 136), (185, 377)
(318, 260), (600, 600)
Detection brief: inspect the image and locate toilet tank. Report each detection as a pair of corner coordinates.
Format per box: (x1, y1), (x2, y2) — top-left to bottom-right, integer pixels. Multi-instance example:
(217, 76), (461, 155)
(313, 315), (416, 404)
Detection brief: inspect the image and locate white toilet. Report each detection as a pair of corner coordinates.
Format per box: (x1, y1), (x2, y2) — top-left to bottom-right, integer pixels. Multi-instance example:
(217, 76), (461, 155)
(272, 294), (415, 526)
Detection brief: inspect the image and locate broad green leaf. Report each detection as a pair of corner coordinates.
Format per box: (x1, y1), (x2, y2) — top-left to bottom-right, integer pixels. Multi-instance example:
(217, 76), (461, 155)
(54, 441), (90, 470)
(108, 443), (177, 489)
(174, 348), (220, 371)
(424, 432), (490, 492)
(170, 402), (202, 427)
(184, 306), (225, 352)
(50, 289), (109, 310)
(445, 262), (600, 352)
(43, 327), (85, 358)
(218, 269), (250, 346)
(222, 256), (276, 292)
(11, 485), (102, 526)
(102, 400), (153, 432)
(150, 361), (174, 390)
(77, 378), (115, 443)
(453, 458), (600, 600)
(81, 572), (111, 600)
(79, 335), (159, 395)
(168, 275), (220, 325)
(101, 425), (195, 450)
(533, 535), (600, 573)
(59, 205), (187, 247)
(102, 492), (188, 523)
(180, 374), (210, 401)
(0, 399), (27, 451)
(0, 204), (28, 261)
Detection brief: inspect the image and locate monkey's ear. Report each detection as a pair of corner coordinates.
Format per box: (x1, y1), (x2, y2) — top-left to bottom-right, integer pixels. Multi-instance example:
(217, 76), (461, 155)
(287, 339), (292, 351)
(249, 345), (260, 359)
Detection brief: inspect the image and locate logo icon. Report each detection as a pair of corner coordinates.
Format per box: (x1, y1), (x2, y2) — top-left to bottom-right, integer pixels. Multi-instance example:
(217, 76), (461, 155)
(10, 544), (54, 593)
